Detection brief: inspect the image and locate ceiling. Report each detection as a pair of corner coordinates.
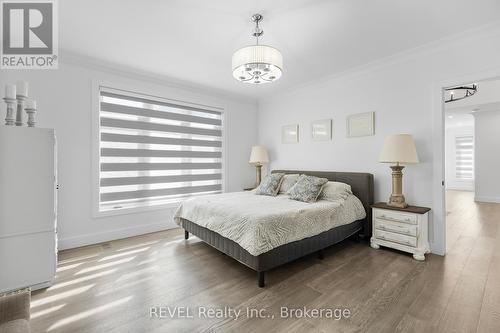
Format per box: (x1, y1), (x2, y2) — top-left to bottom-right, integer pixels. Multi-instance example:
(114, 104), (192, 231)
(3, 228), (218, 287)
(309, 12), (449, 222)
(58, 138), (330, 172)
(446, 101), (500, 115)
(60, 0), (500, 99)
(445, 112), (474, 129)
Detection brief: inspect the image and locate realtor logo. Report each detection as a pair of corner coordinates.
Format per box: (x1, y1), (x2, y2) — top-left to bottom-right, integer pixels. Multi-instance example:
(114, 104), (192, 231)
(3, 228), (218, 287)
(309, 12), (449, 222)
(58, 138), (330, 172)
(1, 0), (58, 69)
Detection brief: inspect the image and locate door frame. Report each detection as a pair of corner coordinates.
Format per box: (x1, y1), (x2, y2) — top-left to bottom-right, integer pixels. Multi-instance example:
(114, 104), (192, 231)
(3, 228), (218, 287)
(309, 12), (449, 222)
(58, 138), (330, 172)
(431, 67), (500, 255)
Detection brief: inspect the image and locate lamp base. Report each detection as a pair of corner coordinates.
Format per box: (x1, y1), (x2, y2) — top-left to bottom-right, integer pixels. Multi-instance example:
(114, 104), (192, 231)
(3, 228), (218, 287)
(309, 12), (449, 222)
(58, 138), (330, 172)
(387, 194), (408, 208)
(387, 165), (409, 208)
(254, 164), (262, 188)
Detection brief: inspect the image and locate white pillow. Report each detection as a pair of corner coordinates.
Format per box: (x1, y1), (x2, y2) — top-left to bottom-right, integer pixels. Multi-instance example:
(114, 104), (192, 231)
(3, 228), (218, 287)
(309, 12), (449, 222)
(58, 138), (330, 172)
(278, 174), (300, 194)
(319, 181), (352, 201)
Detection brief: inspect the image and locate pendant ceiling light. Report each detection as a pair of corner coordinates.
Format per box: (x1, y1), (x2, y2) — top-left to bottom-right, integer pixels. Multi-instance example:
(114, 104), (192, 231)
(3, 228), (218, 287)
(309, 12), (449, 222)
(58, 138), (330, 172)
(232, 14), (283, 84)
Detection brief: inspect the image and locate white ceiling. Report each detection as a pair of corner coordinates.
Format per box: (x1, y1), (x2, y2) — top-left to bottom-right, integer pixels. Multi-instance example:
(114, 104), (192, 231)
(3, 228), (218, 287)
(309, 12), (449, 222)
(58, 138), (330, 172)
(445, 112), (474, 129)
(60, 0), (500, 99)
(446, 101), (500, 115)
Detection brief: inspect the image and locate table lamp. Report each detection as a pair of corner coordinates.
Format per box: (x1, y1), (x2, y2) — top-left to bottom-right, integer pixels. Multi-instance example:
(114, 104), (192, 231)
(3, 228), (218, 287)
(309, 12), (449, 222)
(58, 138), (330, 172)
(249, 145), (269, 187)
(379, 134), (419, 208)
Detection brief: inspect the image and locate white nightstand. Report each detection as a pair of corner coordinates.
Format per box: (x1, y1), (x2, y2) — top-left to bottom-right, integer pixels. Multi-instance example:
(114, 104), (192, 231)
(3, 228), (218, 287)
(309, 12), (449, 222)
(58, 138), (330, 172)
(370, 203), (430, 261)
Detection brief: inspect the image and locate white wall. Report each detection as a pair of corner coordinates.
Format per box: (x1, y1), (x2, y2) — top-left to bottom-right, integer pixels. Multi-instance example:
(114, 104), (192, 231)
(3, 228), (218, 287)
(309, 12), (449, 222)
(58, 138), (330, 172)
(257, 23), (500, 255)
(474, 110), (500, 203)
(445, 114), (474, 191)
(0, 62), (258, 249)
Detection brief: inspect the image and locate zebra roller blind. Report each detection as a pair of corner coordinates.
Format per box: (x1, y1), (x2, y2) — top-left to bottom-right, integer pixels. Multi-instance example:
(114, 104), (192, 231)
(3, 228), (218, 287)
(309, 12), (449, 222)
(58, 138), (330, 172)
(99, 88), (223, 212)
(455, 135), (474, 180)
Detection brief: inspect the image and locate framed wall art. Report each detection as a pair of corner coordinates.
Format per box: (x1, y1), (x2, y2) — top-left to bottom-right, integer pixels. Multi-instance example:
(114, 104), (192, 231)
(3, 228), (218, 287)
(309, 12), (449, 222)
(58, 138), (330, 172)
(311, 119), (332, 141)
(347, 112), (375, 137)
(281, 124), (299, 143)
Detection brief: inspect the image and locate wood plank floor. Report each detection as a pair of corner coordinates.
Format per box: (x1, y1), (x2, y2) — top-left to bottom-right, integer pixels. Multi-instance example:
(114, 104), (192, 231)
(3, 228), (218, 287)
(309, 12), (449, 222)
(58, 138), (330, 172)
(31, 191), (500, 333)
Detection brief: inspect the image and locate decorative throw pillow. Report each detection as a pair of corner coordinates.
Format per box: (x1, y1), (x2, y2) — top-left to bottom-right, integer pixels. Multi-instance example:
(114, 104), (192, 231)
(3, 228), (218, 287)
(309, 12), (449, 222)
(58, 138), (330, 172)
(255, 173), (285, 196)
(278, 174), (300, 194)
(319, 181), (352, 201)
(287, 175), (329, 203)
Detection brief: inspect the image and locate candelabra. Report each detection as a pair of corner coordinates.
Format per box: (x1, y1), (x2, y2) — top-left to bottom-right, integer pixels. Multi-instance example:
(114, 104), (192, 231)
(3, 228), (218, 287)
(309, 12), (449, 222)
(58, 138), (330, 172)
(25, 105), (37, 127)
(15, 94), (27, 126)
(3, 97), (17, 126)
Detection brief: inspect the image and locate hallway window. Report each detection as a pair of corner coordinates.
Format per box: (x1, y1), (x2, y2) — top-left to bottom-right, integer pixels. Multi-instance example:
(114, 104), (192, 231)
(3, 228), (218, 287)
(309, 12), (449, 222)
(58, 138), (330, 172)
(455, 135), (474, 180)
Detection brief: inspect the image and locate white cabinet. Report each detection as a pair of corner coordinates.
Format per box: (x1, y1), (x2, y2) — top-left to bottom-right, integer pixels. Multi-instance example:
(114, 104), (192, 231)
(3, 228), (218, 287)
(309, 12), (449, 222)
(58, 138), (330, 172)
(0, 126), (57, 292)
(370, 203), (430, 261)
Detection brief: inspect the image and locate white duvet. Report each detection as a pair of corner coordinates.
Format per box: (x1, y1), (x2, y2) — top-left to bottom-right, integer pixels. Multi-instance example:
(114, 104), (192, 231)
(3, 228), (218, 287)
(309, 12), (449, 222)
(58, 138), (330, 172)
(174, 191), (366, 256)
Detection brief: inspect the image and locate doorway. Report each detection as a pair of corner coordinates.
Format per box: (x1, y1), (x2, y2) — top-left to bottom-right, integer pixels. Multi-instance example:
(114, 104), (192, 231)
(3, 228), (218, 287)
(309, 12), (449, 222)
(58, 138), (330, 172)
(443, 78), (500, 252)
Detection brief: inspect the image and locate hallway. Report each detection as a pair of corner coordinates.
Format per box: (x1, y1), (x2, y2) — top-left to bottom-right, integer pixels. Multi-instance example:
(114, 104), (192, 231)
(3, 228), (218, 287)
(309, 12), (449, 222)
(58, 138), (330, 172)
(446, 190), (500, 252)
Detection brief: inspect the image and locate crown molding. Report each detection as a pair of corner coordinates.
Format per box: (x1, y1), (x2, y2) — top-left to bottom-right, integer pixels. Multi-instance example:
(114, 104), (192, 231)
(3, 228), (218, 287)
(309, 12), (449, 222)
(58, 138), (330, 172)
(258, 20), (500, 105)
(58, 49), (257, 106)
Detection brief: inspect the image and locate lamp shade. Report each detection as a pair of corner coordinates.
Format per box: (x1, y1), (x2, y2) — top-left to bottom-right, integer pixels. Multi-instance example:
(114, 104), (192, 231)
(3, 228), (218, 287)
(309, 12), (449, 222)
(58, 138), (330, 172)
(379, 134), (419, 164)
(249, 145), (269, 164)
(232, 45), (283, 84)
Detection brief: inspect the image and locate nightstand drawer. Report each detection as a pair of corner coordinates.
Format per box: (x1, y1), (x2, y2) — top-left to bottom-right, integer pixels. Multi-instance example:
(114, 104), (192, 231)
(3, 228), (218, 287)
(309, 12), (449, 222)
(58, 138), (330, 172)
(374, 209), (417, 225)
(375, 220), (417, 237)
(375, 230), (417, 247)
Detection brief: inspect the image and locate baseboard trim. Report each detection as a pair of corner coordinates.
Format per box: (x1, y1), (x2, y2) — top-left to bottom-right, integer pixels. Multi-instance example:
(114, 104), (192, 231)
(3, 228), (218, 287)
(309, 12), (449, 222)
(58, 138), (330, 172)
(58, 221), (177, 250)
(446, 186), (474, 191)
(474, 196), (500, 203)
(429, 242), (445, 256)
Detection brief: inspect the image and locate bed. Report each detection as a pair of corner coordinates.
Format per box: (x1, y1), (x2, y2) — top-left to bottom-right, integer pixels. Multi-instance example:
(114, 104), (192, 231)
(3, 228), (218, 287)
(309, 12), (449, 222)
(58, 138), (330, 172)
(175, 170), (374, 287)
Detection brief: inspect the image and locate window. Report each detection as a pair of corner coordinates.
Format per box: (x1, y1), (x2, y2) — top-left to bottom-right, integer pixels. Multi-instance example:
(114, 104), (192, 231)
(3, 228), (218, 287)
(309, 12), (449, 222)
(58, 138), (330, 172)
(455, 135), (474, 180)
(98, 87), (223, 212)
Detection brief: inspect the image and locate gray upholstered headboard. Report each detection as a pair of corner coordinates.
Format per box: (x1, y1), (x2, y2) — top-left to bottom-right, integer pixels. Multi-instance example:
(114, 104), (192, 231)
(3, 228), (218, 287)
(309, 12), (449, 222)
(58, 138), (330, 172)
(272, 170), (374, 239)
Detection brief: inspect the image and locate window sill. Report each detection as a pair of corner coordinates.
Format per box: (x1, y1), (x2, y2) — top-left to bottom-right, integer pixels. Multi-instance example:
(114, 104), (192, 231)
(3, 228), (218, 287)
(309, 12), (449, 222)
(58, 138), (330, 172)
(93, 201), (182, 218)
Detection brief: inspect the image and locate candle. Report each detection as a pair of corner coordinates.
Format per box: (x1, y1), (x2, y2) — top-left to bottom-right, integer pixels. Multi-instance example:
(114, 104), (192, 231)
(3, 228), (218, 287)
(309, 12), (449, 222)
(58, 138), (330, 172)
(26, 99), (37, 109)
(5, 84), (16, 99)
(16, 81), (28, 97)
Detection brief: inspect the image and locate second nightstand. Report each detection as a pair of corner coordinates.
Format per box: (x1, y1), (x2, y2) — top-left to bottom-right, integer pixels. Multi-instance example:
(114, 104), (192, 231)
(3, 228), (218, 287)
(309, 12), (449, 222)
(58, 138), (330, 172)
(370, 202), (431, 261)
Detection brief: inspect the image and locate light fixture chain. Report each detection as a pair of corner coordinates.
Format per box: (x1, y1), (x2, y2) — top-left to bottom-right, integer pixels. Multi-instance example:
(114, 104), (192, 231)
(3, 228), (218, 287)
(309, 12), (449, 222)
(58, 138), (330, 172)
(256, 19), (259, 45)
(252, 13), (263, 45)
